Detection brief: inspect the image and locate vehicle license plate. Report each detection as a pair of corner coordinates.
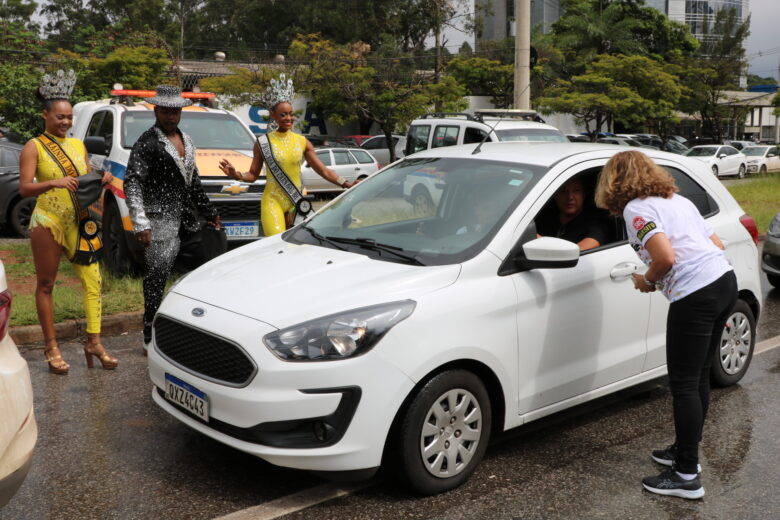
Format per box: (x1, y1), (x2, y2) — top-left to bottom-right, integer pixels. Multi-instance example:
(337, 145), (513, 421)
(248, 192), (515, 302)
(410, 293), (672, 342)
(165, 373), (209, 421)
(223, 221), (260, 237)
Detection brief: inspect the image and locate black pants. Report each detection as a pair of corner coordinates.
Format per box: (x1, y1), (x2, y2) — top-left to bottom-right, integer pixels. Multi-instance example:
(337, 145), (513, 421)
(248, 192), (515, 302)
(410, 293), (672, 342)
(665, 270), (737, 474)
(142, 226), (227, 343)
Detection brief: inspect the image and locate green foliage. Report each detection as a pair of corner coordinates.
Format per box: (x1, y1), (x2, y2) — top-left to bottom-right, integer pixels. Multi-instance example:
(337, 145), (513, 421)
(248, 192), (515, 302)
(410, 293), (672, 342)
(747, 74), (777, 88)
(447, 55), (513, 108)
(0, 0), (38, 28)
(537, 54), (680, 139)
(726, 173), (780, 234)
(0, 63), (42, 141)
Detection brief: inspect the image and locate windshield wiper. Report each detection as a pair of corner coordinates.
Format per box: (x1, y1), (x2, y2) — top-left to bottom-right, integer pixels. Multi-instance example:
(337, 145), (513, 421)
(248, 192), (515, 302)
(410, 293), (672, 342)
(300, 224), (348, 251)
(327, 236), (427, 265)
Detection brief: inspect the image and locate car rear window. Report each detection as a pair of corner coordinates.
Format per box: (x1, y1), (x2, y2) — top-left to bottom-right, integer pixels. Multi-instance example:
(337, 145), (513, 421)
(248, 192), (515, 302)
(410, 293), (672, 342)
(351, 150), (375, 164)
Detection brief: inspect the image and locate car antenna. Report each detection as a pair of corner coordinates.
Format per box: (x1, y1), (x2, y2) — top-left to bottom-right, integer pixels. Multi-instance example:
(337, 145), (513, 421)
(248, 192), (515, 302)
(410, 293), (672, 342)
(473, 84), (532, 155)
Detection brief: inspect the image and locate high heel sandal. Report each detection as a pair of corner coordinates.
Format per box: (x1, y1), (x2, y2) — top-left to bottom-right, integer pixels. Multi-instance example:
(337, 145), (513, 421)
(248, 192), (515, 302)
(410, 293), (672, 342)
(84, 343), (118, 370)
(44, 340), (69, 375)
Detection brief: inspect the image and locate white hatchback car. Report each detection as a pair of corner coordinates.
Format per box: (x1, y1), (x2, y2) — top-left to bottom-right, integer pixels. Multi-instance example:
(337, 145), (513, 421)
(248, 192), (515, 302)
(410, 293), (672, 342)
(302, 147), (379, 193)
(0, 261), (37, 506)
(742, 145), (780, 174)
(685, 145), (747, 178)
(148, 143), (762, 495)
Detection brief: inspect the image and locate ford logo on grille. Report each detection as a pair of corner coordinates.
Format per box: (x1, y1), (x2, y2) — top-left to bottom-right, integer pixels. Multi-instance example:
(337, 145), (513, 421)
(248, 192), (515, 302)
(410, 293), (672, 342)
(191, 307), (206, 317)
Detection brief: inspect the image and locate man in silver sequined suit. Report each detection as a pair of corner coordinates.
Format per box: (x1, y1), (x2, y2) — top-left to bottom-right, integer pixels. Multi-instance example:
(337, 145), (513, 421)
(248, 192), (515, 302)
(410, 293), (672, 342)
(124, 86), (221, 353)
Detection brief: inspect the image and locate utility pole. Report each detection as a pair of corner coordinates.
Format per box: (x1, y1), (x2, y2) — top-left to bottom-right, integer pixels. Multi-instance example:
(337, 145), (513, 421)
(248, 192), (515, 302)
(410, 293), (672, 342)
(513, 0), (531, 109)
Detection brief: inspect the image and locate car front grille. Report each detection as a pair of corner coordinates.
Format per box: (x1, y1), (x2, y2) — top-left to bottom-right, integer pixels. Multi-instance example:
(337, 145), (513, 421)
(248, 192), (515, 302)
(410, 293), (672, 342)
(214, 200), (261, 221)
(154, 316), (257, 387)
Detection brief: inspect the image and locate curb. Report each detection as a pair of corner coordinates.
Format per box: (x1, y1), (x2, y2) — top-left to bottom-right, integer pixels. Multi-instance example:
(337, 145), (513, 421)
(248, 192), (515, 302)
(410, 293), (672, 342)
(10, 311), (144, 346)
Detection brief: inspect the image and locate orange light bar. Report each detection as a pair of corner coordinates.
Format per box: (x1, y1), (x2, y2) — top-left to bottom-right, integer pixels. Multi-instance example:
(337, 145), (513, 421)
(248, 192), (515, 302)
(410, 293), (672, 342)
(110, 89), (216, 99)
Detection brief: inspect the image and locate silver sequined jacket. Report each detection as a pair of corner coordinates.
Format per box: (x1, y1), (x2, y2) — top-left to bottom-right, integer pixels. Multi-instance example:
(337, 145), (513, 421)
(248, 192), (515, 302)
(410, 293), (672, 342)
(125, 125), (217, 235)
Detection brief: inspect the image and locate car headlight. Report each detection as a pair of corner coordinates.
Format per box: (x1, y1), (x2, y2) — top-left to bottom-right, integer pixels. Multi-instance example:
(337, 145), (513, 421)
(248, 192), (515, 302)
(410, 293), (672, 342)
(263, 300), (416, 361)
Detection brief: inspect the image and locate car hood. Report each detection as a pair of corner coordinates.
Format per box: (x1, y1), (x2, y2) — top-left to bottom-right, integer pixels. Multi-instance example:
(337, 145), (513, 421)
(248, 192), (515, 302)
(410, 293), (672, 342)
(172, 235), (461, 328)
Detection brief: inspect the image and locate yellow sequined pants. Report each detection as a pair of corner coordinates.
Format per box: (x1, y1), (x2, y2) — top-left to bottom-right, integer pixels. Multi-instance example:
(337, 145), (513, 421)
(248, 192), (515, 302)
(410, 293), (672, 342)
(30, 209), (102, 334)
(261, 187), (295, 236)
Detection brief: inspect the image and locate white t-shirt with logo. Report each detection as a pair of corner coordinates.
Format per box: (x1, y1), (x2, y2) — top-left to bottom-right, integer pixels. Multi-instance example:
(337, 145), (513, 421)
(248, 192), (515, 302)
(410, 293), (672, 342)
(623, 194), (732, 302)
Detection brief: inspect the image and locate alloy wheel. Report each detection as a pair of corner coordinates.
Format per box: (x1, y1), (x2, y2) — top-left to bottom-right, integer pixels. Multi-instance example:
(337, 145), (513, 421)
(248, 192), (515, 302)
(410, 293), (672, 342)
(720, 311), (752, 375)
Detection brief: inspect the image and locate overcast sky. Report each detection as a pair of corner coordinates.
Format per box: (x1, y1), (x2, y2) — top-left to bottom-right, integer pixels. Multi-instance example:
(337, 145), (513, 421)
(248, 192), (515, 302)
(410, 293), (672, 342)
(744, 0), (779, 81)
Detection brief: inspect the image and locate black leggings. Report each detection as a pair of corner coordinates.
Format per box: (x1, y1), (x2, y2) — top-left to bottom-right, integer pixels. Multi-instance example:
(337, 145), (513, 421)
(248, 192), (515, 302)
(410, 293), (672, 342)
(665, 270), (737, 474)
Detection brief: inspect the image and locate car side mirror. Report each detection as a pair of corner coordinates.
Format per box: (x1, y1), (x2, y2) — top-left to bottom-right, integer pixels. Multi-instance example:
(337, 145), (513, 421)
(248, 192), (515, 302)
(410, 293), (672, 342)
(718, 154), (727, 159)
(84, 136), (107, 156)
(768, 153), (776, 158)
(498, 227), (580, 276)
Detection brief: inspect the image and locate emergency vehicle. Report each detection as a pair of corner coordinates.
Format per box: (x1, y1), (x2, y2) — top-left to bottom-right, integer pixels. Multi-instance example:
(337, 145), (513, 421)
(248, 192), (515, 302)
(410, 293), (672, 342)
(69, 88), (264, 275)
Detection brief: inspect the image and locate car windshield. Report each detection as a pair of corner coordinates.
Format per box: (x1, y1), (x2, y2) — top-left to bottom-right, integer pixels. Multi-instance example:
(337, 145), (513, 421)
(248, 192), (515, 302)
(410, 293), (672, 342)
(121, 112), (255, 149)
(742, 146), (769, 157)
(287, 157), (546, 265)
(685, 146), (718, 157)
(495, 128), (568, 143)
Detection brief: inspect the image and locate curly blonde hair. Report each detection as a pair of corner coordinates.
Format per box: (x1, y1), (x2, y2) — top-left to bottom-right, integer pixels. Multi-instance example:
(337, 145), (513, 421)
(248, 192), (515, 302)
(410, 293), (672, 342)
(595, 150), (678, 215)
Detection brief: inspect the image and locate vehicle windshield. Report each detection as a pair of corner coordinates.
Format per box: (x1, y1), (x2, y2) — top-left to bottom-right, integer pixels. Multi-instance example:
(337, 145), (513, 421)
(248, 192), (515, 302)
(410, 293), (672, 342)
(495, 128), (568, 143)
(121, 112), (255, 149)
(742, 146), (769, 156)
(685, 146), (718, 157)
(287, 157), (546, 265)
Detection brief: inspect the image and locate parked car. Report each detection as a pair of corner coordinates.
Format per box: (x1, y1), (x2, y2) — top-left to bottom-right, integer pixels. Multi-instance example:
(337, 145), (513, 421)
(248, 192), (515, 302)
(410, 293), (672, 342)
(0, 260), (37, 506)
(305, 135), (359, 148)
(684, 145), (747, 178)
(724, 140), (756, 151)
(302, 147), (379, 193)
(405, 112), (567, 158)
(661, 139), (690, 155)
(360, 134), (406, 167)
(742, 145), (780, 174)
(762, 213), (780, 288)
(566, 134), (590, 143)
(0, 141), (36, 238)
(344, 135), (374, 146)
(597, 137), (657, 149)
(147, 142), (761, 495)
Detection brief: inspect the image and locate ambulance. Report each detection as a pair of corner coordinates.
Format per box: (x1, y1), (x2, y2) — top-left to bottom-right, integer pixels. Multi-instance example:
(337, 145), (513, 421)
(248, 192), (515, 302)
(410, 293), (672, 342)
(69, 89), (263, 275)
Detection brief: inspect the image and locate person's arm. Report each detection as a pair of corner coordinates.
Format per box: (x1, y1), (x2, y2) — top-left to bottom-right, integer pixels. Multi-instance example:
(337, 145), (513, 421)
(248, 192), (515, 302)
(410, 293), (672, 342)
(710, 233), (725, 250)
(303, 139), (355, 188)
(189, 164), (220, 227)
(19, 140), (79, 197)
(219, 140), (264, 182)
(631, 232), (675, 292)
(577, 237), (601, 251)
(124, 141), (152, 247)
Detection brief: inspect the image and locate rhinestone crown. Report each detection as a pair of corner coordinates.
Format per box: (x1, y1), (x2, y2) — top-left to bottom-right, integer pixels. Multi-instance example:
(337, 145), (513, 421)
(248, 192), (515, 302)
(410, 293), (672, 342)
(39, 69), (77, 100)
(260, 73), (295, 109)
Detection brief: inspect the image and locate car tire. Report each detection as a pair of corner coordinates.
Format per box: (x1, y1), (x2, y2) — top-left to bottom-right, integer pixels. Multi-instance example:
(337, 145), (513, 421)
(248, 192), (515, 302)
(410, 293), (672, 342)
(410, 185), (434, 214)
(712, 165), (718, 176)
(396, 369), (492, 495)
(737, 164), (746, 179)
(9, 197), (36, 238)
(102, 197), (139, 277)
(710, 299), (755, 387)
(768, 274), (780, 288)
(760, 165), (767, 175)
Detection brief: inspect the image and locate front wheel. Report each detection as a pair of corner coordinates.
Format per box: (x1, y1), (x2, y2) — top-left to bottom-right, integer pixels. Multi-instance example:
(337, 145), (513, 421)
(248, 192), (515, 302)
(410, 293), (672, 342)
(737, 164), (746, 179)
(760, 165), (767, 175)
(710, 300), (755, 387)
(101, 198), (140, 277)
(397, 370), (492, 495)
(9, 197), (35, 238)
(768, 274), (780, 288)
(712, 165), (719, 176)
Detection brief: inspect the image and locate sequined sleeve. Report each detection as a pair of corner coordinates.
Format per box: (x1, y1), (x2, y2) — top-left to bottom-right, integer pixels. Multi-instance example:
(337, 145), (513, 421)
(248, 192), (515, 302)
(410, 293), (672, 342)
(125, 141), (151, 232)
(189, 163), (217, 221)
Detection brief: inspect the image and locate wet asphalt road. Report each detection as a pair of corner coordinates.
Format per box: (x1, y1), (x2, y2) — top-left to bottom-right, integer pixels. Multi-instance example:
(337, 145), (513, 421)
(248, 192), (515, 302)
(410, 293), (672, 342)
(2, 276), (779, 520)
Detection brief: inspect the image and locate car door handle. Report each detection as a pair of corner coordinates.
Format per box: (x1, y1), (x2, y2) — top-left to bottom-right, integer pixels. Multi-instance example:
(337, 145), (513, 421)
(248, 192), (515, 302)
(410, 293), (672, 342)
(610, 262), (638, 280)
(354, 167), (361, 170)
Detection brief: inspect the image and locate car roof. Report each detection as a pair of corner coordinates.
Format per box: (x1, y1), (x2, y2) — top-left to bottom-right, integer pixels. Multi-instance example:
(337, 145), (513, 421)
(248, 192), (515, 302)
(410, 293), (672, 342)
(411, 117), (559, 132)
(407, 141), (687, 168)
(72, 99), (232, 115)
(0, 140), (23, 150)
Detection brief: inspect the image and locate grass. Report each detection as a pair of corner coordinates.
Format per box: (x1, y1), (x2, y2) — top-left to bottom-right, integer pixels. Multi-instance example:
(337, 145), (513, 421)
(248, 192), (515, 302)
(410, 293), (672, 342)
(725, 172), (780, 233)
(4, 242), (146, 327)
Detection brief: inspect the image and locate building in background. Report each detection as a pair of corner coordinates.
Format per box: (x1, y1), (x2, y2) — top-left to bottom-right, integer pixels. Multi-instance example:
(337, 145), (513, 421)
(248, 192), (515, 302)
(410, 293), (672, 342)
(476, 0), (562, 45)
(649, 1), (749, 43)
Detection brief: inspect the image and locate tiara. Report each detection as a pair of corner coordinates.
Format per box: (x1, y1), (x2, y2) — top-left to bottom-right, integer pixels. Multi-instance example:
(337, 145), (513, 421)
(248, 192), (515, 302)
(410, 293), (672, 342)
(39, 69), (77, 101)
(260, 73), (295, 109)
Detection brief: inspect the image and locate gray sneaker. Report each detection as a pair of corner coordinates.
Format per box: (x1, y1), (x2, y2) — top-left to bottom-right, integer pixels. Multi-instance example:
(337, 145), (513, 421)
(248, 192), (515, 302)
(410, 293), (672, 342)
(651, 444), (701, 472)
(642, 468), (704, 500)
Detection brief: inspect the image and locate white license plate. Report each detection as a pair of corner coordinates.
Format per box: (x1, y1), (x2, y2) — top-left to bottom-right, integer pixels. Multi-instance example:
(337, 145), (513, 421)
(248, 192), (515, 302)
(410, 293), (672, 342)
(165, 373), (209, 421)
(223, 221), (260, 237)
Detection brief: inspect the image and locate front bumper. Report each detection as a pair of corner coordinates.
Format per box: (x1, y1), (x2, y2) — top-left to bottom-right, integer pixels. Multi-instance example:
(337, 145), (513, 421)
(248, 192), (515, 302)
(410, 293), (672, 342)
(148, 292), (415, 472)
(761, 236), (780, 276)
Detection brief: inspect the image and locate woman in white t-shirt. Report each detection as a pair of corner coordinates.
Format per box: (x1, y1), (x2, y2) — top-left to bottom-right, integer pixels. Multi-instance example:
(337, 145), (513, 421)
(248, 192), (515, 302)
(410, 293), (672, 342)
(595, 150), (736, 500)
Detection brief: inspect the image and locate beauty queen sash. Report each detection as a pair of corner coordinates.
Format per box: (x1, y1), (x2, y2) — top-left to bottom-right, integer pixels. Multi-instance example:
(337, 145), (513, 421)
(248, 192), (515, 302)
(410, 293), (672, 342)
(36, 133), (103, 265)
(257, 134), (312, 217)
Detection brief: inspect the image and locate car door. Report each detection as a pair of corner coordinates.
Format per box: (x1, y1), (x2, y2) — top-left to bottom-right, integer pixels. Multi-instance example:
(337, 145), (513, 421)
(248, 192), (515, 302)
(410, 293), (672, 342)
(302, 149), (332, 191)
(431, 125), (460, 149)
(511, 163), (650, 416)
(361, 136), (391, 166)
(723, 146), (741, 174)
(769, 148), (780, 171)
(84, 110), (113, 172)
(349, 149), (379, 177)
(331, 149), (361, 185)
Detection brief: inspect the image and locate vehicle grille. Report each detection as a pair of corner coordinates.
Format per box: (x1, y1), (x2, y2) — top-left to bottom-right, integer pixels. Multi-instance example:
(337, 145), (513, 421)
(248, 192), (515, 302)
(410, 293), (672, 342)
(154, 316), (257, 387)
(202, 184), (264, 194)
(214, 200), (261, 221)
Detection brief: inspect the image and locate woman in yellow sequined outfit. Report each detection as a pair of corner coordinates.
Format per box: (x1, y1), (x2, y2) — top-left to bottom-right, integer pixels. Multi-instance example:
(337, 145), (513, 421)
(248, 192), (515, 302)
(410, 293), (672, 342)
(218, 101), (356, 236)
(19, 97), (118, 374)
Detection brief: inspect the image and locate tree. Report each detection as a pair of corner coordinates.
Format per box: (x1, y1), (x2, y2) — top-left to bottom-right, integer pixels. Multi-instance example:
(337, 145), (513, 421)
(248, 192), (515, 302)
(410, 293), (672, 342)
(0, 22), (46, 141)
(0, 0), (38, 29)
(447, 56), (513, 108)
(536, 54), (680, 139)
(747, 74), (777, 88)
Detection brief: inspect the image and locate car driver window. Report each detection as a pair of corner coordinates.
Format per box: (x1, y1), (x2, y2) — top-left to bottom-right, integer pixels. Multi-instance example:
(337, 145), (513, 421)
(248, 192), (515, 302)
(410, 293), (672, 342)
(532, 169), (617, 253)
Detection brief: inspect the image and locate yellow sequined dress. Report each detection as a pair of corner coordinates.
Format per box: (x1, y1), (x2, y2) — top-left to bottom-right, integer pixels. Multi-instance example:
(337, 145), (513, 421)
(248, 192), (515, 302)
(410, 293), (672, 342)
(260, 130), (307, 236)
(30, 134), (102, 333)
